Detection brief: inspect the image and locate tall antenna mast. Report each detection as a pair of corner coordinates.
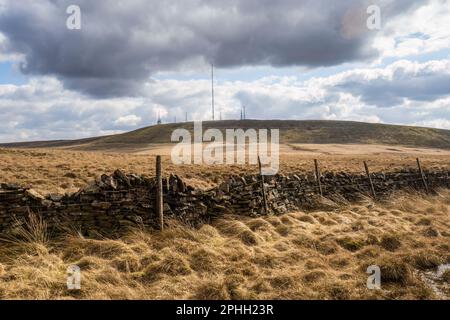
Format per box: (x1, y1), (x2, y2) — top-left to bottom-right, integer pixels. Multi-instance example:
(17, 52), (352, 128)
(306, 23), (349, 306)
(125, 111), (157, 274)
(211, 63), (215, 121)
(243, 105), (246, 120)
(157, 110), (162, 125)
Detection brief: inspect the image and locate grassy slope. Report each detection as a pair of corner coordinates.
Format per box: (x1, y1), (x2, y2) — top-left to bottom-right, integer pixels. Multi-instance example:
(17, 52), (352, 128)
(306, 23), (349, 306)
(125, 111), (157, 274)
(1, 120), (450, 150)
(0, 189), (449, 299)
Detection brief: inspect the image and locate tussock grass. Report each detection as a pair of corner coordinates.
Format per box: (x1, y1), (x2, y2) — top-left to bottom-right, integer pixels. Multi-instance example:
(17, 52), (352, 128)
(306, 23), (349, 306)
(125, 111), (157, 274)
(442, 270), (450, 284)
(0, 190), (449, 300)
(410, 251), (444, 270)
(379, 257), (414, 285)
(380, 236), (402, 252)
(1, 212), (48, 246)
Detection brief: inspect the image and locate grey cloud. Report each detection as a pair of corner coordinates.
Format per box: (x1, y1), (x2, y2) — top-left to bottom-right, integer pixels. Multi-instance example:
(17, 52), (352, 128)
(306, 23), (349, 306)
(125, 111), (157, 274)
(334, 68), (450, 108)
(0, 0), (425, 97)
(234, 89), (344, 121)
(231, 58), (450, 121)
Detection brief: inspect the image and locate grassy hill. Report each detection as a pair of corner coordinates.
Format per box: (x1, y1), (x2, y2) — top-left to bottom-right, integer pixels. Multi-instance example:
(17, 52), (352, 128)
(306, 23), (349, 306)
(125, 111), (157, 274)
(1, 120), (450, 151)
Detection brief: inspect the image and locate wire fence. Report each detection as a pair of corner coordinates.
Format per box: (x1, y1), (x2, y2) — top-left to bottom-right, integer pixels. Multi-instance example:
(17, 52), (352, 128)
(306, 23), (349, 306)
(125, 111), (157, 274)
(1, 158), (449, 220)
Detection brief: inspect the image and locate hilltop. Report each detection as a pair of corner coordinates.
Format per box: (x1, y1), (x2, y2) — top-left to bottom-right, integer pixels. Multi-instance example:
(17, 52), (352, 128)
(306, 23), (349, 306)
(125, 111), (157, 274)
(1, 120), (450, 151)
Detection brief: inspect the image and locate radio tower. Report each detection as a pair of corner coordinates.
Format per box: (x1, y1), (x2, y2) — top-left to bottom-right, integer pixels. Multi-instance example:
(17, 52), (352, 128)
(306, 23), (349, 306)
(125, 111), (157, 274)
(211, 63), (215, 121)
(157, 110), (162, 125)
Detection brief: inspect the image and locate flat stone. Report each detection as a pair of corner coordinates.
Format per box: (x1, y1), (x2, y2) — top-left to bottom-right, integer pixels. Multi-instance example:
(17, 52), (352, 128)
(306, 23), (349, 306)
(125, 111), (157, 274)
(114, 169), (131, 187)
(25, 189), (45, 201)
(48, 194), (63, 202)
(91, 201), (112, 210)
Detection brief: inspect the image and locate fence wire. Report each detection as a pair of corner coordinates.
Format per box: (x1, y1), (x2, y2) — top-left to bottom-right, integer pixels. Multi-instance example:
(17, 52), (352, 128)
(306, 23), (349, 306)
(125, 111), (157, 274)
(1, 170), (449, 213)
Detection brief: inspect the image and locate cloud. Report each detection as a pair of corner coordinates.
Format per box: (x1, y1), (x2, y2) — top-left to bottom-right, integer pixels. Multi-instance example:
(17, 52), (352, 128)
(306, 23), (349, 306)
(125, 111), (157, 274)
(1, 57), (449, 142)
(0, 32), (21, 62)
(114, 115), (142, 127)
(373, 0), (450, 59)
(324, 59), (450, 107)
(0, 0), (424, 97)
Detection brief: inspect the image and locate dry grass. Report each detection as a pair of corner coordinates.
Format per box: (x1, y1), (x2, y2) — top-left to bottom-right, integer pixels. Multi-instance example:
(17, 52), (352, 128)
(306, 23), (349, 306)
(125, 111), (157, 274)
(1, 146), (449, 195)
(1, 145), (449, 299)
(0, 189), (449, 300)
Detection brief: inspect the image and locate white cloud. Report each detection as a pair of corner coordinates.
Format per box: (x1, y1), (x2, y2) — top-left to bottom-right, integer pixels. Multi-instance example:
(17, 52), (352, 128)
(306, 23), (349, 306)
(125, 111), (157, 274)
(114, 115), (142, 127)
(414, 118), (450, 130)
(373, 0), (450, 59)
(0, 32), (22, 62)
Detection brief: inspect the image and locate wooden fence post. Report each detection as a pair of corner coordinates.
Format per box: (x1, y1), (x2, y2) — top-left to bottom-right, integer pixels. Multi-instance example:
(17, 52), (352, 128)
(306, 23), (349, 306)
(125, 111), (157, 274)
(364, 161), (376, 199)
(416, 158), (429, 193)
(156, 155), (164, 231)
(314, 159), (323, 196)
(258, 156), (269, 214)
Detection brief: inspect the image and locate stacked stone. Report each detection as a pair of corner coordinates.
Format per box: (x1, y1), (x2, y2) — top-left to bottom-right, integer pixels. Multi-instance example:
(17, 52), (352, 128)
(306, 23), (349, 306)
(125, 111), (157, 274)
(264, 174), (312, 213)
(218, 175), (265, 216)
(427, 170), (450, 189)
(0, 170), (158, 233)
(0, 169), (449, 233)
(163, 174), (213, 226)
(0, 183), (33, 229)
(65, 169), (158, 230)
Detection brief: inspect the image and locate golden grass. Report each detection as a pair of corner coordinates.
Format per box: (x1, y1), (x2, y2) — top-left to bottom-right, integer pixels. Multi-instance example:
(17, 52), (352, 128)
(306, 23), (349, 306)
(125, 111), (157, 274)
(0, 189), (449, 300)
(0, 147), (449, 195)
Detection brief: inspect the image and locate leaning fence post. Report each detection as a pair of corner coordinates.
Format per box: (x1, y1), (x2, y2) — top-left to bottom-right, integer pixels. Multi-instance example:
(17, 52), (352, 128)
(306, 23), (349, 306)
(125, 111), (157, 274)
(314, 159), (323, 196)
(364, 161), (377, 199)
(156, 155), (164, 231)
(258, 156), (269, 214)
(416, 158), (429, 193)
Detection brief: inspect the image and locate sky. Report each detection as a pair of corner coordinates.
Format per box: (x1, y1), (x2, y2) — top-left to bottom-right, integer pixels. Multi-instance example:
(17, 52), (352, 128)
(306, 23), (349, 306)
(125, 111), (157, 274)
(0, 0), (449, 142)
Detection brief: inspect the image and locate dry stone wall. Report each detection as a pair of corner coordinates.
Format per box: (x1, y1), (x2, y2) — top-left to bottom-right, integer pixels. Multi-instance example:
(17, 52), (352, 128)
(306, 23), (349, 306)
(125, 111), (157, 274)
(1, 168), (449, 234)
